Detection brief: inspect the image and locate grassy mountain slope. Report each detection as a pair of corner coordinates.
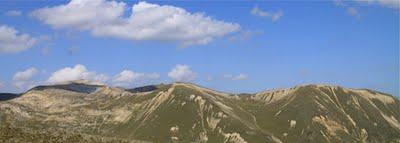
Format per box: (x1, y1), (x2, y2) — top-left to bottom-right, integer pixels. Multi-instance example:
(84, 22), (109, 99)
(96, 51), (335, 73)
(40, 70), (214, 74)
(239, 85), (400, 143)
(0, 82), (399, 143)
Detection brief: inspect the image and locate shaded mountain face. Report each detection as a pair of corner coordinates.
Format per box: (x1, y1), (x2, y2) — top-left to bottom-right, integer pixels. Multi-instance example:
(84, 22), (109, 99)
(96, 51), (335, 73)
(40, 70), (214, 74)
(0, 93), (20, 101)
(127, 84), (162, 93)
(0, 82), (399, 143)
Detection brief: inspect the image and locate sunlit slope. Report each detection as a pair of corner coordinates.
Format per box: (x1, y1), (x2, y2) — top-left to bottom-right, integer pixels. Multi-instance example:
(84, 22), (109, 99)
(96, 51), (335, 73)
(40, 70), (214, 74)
(239, 85), (400, 143)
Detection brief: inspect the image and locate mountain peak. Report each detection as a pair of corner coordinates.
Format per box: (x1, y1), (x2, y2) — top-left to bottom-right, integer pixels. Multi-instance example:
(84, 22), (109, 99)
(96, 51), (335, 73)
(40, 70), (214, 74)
(171, 82), (232, 97)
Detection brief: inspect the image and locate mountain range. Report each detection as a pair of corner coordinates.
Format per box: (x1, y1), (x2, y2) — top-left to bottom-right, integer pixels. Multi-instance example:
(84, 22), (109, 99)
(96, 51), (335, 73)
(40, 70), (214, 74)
(0, 81), (399, 143)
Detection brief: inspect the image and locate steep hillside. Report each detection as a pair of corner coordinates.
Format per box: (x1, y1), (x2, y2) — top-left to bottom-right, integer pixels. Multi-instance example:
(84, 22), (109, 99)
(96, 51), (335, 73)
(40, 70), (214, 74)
(238, 85), (400, 143)
(0, 82), (399, 143)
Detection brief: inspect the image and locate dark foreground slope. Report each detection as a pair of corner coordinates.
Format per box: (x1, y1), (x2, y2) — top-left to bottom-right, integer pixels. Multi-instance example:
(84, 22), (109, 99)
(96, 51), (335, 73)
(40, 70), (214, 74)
(0, 82), (399, 143)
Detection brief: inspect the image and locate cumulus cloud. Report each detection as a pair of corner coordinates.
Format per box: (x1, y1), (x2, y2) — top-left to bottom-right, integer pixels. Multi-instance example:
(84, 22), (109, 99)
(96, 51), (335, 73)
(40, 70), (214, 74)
(5, 10), (22, 17)
(168, 64), (197, 82)
(32, 0), (240, 46)
(31, 0), (125, 30)
(113, 70), (160, 86)
(93, 2), (240, 46)
(0, 25), (37, 53)
(13, 67), (39, 89)
(251, 6), (283, 22)
(47, 64), (108, 84)
(13, 67), (38, 81)
(223, 73), (249, 80)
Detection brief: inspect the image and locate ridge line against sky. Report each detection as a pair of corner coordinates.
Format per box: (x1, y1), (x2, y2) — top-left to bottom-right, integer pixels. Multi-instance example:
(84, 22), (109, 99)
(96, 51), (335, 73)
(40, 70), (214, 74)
(0, 0), (399, 96)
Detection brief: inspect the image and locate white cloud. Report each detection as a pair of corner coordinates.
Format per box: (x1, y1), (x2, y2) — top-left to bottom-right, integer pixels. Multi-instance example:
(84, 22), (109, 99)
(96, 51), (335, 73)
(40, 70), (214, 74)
(356, 0), (400, 9)
(223, 73), (248, 81)
(229, 30), (264, 42)
(13, 67), (39, 89)
(13, 67), (38, 81)
(0, 25), (37, 53)
(251, 6), (283, 22)
(233, 74), (248, 80)
(47, 64), (108, 84)
(32, 1), (240, 46)
(168, 64), (196, 82)
(93, 2), (240, 46)
(335, 0), (399, 18)
(5, 10), (22, 17)
(31, 0), (126, 30)
(113, 70), (159, 86)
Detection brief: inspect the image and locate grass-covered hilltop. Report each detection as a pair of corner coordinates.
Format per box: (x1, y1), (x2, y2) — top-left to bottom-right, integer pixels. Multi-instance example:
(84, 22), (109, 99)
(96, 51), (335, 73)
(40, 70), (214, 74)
(0, 81), (399, 143)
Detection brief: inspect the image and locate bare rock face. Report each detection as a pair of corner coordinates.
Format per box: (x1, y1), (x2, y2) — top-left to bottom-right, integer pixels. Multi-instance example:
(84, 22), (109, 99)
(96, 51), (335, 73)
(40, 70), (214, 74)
(0, 83), (399, 143)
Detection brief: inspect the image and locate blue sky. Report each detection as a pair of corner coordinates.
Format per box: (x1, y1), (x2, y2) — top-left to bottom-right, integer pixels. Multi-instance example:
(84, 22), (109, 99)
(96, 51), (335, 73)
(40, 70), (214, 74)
(0, 0), (398, 96)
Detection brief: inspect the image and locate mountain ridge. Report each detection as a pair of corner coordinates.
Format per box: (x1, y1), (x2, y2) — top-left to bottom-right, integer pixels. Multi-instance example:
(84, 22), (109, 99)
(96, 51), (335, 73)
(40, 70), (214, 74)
(2, 80), (397, 99)
(0, 82), (399, 143)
